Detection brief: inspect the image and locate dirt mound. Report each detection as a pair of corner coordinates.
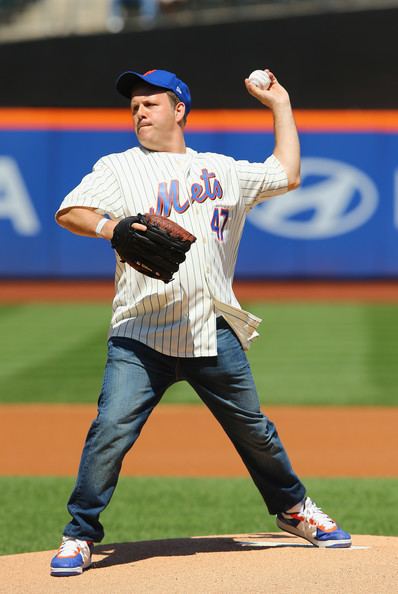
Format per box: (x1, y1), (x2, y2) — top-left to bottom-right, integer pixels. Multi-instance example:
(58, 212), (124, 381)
(0, 534), (396, 594)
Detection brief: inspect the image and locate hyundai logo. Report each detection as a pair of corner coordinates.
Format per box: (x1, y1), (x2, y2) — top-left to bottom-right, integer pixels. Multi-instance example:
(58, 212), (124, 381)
(249, 158), (378, 239)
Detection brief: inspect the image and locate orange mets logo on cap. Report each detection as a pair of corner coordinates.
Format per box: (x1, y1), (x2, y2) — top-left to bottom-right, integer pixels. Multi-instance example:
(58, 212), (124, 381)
(144, 70), (157, 76)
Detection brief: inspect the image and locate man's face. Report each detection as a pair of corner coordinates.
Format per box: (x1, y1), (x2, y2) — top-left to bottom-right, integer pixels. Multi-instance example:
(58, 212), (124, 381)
(130, 84), (181, 151)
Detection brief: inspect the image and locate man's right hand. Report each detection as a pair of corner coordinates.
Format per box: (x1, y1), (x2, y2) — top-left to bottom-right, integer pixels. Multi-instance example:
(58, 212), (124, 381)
(244, 70), (291, 110)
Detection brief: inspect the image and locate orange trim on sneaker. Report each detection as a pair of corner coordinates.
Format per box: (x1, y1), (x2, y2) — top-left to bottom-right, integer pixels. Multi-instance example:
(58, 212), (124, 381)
(56, 545), (81, 559)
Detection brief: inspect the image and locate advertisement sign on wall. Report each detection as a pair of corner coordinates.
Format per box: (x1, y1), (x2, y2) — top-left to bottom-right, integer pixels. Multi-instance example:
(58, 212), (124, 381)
(1, 110), (397, 278)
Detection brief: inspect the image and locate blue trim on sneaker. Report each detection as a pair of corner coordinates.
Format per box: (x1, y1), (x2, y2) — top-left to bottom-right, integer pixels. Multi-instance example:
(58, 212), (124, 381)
(315, 526), (352, 543)
(50, 540), (93, 576)
(51, 552), (85, 572)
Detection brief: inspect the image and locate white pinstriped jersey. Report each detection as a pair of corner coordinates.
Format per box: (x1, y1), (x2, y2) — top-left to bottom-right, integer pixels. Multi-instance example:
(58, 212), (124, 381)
(57, 146), (288, 357)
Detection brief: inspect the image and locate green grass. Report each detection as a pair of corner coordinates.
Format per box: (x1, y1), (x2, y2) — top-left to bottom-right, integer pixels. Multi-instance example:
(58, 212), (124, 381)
(0, 476), (396, 556)
(0, 302), (398, 404)
(0, 304), (108, 403)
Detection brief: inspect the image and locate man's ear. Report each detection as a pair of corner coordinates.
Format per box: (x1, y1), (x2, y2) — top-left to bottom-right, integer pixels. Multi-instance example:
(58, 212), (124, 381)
(175, 101), (186, 124)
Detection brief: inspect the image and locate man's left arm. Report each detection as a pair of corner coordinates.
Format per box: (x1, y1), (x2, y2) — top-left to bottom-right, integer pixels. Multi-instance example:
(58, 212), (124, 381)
(245, 70), (300, 190)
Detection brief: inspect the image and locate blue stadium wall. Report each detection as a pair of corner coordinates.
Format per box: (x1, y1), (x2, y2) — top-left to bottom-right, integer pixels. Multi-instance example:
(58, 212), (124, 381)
(1, 109), (397, 278)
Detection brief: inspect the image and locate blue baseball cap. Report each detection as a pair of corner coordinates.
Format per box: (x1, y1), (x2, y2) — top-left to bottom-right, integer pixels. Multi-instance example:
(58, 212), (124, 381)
(116, 69), (192, 114)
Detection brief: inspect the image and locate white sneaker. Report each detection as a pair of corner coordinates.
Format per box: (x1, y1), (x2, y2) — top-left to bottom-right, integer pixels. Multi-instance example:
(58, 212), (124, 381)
(276, 496), (352, 548)
(50, 536), (93, 576)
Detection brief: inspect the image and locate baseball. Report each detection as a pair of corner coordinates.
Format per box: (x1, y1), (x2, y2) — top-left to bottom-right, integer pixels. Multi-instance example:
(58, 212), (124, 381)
(248, 69), (271, 90)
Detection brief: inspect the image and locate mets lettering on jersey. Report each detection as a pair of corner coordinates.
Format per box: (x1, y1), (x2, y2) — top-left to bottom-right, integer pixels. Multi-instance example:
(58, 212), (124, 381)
(150, 169), (224, 216)
(57, 147), (288, 358)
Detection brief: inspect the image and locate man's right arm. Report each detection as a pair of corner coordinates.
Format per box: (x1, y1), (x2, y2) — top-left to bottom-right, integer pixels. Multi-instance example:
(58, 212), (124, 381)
(244, 70), (301, 191)
(56, 207), (117, 240)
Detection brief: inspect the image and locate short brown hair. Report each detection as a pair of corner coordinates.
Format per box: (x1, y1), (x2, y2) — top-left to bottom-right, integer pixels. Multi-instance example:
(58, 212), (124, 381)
(166, 90), (187, 127)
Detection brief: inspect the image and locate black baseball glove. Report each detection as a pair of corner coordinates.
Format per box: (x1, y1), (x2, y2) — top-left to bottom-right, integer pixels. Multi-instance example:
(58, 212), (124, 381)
(111, 213), (197, 283)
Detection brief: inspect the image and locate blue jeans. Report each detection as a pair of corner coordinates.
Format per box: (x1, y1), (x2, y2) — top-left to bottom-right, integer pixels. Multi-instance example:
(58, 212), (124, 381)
(64, 319), (305, 542)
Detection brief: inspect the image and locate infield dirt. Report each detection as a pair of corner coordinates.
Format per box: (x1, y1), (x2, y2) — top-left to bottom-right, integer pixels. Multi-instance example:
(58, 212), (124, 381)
(1, 404), (397, 477)
(2, 279), (398, 302)
(1, 534), (397, 594)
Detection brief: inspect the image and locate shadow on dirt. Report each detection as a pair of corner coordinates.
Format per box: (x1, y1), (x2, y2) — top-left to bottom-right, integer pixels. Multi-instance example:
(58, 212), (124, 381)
(93, 533), (311, 569)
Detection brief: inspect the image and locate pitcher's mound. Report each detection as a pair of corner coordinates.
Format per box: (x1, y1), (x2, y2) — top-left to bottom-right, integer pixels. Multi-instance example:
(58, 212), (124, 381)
(1, 533), (396, 594)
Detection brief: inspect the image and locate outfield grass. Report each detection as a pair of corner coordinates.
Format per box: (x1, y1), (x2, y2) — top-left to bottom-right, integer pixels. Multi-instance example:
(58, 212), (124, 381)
(0, 476), (397, 556)
(0, 302), (397, 404)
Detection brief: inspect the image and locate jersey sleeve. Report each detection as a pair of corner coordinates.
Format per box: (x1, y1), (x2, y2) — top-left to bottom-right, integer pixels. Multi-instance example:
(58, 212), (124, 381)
(235, 154), (289, 208)
(56, 158), (124, 219)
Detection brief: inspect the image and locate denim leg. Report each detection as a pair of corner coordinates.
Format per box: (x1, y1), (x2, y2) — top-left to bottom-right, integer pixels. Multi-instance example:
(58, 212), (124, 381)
(181, 321), (306, 515)
(64, 337), (175, 542)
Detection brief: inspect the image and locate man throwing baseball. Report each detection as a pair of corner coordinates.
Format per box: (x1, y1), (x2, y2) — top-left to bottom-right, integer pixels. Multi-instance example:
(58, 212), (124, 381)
(50, 67), (351, 576)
